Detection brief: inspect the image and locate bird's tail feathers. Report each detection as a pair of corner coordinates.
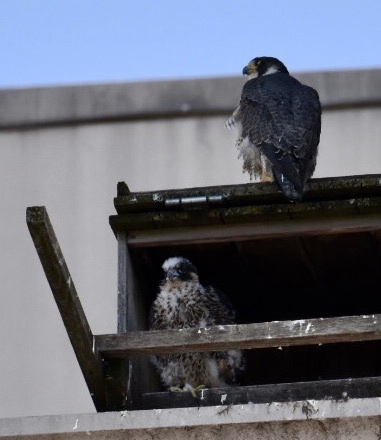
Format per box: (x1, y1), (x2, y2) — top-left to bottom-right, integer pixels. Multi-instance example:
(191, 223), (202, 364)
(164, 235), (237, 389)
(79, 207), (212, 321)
(272, 169), (304, 201)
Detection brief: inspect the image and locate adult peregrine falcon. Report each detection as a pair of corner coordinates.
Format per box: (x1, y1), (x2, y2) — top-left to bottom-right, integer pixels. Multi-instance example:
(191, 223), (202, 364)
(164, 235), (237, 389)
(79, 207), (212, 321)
(149, 257), (244, 393)
(226, 56), (321, 201)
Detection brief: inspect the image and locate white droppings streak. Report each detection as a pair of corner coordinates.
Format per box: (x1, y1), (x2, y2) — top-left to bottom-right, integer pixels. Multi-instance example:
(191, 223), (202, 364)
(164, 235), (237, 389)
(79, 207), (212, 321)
(72, 419), (79, 430)
(305, 323), (313, 333)
(200, 389), (206, 400)
(220, 394), (227, 404)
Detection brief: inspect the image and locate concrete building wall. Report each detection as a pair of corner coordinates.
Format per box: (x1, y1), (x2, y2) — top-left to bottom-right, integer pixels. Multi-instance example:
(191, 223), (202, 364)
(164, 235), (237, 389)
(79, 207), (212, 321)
(0, 69), (380, 418)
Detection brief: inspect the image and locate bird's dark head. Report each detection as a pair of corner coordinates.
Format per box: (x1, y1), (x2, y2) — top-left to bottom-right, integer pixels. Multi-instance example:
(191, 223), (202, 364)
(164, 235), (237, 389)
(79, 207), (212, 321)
(162, 257), (199, 283)
(242, 56), (289, 78)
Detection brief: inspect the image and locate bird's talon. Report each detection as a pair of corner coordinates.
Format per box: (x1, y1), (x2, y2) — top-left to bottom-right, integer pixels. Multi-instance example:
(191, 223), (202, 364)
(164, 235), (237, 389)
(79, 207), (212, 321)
(183, 383), (206, 398)
(169, 386), (182, 392)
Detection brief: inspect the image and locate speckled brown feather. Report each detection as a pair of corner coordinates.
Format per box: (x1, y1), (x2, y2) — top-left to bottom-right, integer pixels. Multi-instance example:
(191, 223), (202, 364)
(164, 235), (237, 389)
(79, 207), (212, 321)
(149, 271), (244, 389)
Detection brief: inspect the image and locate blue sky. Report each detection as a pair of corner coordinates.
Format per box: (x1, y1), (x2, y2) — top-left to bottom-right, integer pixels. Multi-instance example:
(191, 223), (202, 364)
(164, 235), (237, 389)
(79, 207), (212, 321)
(0, 0), (380, 88)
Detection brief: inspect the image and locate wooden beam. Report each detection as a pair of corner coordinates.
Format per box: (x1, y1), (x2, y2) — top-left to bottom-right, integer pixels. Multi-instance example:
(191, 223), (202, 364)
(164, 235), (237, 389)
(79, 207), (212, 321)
(115, 231), (153, 409)
(114, 174), (381, 214)
(143, 376), (381, 409)
(96, 313), (381, 357)
(26, 206), (107, 411)
(122, 213), (381, 247)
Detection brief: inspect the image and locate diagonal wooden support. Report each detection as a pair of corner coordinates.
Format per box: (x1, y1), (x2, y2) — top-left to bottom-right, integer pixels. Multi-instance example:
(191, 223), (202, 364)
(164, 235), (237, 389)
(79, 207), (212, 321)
(26, 206), (107, 411)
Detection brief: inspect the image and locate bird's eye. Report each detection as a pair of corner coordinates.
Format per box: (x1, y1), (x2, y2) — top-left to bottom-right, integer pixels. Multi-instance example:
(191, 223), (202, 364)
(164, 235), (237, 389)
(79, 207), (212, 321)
(255, 60), (262, 66)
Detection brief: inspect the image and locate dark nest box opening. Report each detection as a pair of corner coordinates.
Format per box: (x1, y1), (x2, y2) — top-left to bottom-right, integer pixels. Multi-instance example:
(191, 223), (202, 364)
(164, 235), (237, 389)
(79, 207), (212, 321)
(110, 175), (381, 407)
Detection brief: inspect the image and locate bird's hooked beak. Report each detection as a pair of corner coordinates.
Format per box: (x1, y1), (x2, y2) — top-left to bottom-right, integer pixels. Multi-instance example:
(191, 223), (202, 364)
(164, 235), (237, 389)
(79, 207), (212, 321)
(166, 269), (179, 281)
(242, 62), (258, 78)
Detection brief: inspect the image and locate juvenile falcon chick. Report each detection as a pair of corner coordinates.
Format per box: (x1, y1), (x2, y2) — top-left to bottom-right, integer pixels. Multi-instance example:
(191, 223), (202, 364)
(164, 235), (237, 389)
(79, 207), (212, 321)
(149, 257), (244, 392)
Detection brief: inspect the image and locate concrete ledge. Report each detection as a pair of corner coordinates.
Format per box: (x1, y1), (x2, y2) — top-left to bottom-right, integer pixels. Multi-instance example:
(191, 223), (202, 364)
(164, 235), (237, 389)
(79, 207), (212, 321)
(2, 397), (381, 439)
(0, 69), (380, 128)
(0, 76), (245, 128)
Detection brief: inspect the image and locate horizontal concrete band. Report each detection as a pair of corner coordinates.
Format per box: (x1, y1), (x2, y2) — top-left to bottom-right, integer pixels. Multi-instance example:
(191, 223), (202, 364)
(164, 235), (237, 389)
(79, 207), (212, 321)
(0, 396), (380, 438)
(1, 397), (381, 438)
(0, 69), (380, 128)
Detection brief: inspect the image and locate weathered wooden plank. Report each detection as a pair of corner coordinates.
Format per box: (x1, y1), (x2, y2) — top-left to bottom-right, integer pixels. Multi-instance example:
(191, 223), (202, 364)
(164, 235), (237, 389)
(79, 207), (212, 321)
(117, 231), (130, 333)
(143, 376), (381, 409)
(110, 190), (381, 238)
(117, 181), (131, 196)
(121, 213), (381, 247)
(96, 313), (381, 358)
(99, 231), (132, 411)
(114, 174), (381, 214)
(114, 180), (281, 214)
(26, 206), (107, 412)
(115, 232), (157, 409)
